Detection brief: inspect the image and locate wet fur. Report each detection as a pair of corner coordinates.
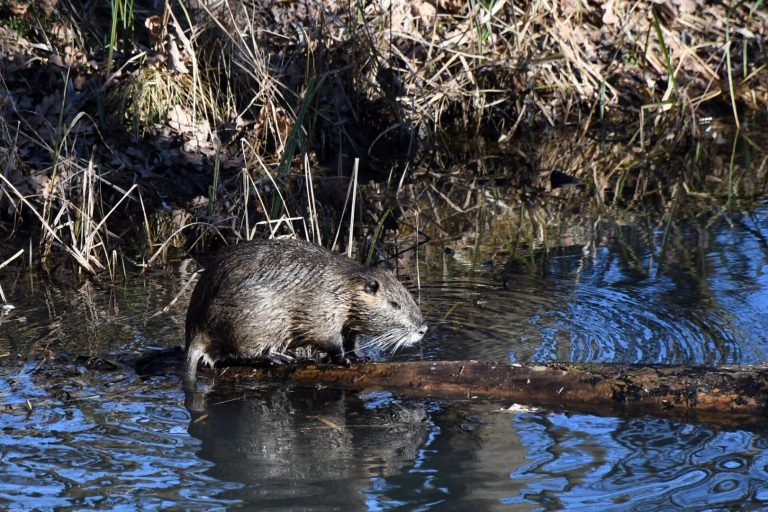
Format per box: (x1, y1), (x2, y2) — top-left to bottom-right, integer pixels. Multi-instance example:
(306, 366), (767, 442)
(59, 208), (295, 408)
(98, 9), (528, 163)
(183, 238), (426, 387)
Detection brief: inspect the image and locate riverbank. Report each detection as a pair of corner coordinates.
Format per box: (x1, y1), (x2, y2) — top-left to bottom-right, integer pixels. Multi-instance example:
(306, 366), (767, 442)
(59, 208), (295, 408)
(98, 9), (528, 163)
(1, 0), (766, 274)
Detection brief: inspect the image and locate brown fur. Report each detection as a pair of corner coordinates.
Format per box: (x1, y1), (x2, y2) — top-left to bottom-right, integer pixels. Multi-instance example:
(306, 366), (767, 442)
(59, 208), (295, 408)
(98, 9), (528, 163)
(183, 238), (427, 387)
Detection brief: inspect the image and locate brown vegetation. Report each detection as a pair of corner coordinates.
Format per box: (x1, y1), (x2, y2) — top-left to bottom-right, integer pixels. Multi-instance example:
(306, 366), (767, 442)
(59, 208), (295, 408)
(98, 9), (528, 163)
(0, 0), (766, 273)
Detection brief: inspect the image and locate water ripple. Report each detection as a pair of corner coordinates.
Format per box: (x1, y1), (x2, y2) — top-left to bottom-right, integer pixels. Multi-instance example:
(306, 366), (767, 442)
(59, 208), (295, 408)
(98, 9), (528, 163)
(501, 412), (768, 510)
(0, 369), (242, 511)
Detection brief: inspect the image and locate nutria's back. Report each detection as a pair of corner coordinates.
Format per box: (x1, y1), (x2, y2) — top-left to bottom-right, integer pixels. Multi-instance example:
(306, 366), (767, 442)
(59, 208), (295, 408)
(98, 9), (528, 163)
(183, 238), (427, 386)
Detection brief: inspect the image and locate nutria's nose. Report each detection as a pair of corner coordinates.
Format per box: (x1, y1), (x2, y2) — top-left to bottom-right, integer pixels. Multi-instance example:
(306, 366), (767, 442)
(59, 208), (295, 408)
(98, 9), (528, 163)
(417, 323), (428, 337)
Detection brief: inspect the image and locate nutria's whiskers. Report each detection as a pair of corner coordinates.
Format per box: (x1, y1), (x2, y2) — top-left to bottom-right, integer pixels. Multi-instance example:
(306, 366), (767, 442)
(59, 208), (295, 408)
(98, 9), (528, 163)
(356, 327), (422, 354)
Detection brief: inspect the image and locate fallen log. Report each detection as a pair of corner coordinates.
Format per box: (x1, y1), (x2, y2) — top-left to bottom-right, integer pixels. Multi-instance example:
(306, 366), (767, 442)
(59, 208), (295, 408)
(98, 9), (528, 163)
(208, 361), (768, 424)
(134, 350), (768, 425)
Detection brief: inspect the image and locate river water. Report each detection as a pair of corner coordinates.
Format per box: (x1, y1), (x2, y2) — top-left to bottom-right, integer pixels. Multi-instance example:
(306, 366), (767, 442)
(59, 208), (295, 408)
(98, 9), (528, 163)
(1, 199), (768, 510)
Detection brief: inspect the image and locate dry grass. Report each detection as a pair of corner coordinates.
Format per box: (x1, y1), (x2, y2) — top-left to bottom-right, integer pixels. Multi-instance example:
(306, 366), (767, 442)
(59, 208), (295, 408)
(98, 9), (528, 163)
(0, 0), (766, 272)
(0, 125), (139, 276)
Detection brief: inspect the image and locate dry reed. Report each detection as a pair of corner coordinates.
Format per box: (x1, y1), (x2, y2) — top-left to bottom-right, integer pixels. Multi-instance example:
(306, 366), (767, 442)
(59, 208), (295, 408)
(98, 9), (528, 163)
(0, 0), (765, 271)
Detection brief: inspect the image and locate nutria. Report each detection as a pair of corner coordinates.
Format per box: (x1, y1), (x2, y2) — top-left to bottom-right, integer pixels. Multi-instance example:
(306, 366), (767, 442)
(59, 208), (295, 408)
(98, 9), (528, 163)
(182, 238), (427, 387)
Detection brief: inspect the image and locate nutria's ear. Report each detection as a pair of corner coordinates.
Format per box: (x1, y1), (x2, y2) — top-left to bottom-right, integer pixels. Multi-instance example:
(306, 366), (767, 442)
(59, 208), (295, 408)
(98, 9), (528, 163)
(364, 279), (380, 294)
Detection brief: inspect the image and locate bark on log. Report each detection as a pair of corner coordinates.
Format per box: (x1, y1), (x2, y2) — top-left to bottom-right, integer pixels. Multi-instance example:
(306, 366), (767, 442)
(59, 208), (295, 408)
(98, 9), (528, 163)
(209, 361), (768, 425)
(134, 350), (768, 425)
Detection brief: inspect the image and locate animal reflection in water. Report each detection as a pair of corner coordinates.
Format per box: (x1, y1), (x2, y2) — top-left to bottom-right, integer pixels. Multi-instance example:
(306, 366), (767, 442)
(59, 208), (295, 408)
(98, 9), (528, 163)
(186, 384), (430, 507)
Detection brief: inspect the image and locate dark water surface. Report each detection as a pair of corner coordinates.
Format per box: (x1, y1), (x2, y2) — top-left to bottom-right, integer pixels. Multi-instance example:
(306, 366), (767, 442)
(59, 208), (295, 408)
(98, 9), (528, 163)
(2, 201), (768, 510)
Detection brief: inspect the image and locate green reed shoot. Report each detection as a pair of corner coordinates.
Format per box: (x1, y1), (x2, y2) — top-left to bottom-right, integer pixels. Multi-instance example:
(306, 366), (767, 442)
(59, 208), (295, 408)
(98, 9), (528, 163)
(107, 0), (134, 77)
(651, 8), (679, 104)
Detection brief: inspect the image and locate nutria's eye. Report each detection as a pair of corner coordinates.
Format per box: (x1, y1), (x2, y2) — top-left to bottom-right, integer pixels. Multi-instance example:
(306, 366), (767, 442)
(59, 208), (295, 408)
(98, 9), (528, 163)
(390, 301), (401, 310)
(364, 279), (380, 294)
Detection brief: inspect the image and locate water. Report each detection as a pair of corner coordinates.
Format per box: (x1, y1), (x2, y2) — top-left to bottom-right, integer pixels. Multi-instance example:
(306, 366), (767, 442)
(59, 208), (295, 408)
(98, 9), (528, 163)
(2, 201), (768, 510)
(415, 203), (768, 366)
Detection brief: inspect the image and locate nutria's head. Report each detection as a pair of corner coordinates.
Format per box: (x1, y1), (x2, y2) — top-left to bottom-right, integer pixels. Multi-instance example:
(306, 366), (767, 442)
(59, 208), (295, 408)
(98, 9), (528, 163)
(348, 268), (427, 352)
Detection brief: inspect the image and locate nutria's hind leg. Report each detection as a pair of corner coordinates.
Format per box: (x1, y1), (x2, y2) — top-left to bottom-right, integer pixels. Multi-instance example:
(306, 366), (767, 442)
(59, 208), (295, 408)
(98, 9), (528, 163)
(182, 332), (209, 391)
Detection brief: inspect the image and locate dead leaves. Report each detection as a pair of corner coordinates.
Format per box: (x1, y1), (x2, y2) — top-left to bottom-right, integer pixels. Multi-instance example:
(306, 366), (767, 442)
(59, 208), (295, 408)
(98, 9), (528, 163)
(48, 45), (88, 70)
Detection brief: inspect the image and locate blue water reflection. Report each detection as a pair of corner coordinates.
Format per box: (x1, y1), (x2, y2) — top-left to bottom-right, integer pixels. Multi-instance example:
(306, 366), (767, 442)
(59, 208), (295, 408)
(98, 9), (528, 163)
(504, 413), (768, 510)
(4, 368), (768, 511)
(0, 369), (242, 510)
(418, 201), (768, 367)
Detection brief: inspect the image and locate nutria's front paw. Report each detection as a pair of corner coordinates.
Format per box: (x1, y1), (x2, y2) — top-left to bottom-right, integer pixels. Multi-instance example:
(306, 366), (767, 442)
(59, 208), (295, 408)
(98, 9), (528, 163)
(326, 353), (354, 367)
(346, 353), (371, 364)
